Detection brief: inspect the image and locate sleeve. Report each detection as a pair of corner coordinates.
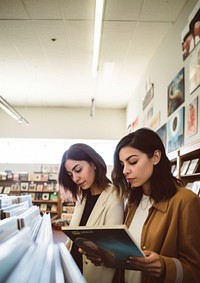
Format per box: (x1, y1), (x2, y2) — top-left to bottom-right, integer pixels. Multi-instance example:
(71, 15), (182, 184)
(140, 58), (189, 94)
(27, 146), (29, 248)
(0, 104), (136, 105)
(163, 196), (200, 283)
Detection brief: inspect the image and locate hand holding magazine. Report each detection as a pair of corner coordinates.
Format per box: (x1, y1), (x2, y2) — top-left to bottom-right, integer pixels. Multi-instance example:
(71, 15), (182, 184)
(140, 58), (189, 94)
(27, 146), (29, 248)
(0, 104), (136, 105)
(62, 224), (145, 270)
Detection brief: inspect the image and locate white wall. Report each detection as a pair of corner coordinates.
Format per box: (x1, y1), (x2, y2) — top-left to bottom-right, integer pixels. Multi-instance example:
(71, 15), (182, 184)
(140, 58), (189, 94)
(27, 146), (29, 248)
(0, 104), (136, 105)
(0, 107), (126, 140)
(126, 0), (200, 148)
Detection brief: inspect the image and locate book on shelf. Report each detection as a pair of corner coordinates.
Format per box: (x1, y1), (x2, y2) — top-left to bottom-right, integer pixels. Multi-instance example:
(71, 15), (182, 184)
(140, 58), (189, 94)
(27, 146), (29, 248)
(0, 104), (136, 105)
(3, 186), (11, 194)
(180, 160), (191, 175)
(192, 181), (200, 196)
(172, 164), (178, 176)
(186, 158), (199, 175)
(62, 224), (145, 270)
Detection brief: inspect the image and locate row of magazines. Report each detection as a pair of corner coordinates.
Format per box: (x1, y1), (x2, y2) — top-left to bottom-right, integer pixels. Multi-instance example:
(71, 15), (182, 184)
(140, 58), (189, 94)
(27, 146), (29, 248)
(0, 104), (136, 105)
(0, 194), (86, 283)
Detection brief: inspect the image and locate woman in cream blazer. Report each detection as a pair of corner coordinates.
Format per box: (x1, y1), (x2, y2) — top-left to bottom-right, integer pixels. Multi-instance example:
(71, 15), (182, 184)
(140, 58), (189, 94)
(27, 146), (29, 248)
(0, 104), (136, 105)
(58, 143), (124, 283)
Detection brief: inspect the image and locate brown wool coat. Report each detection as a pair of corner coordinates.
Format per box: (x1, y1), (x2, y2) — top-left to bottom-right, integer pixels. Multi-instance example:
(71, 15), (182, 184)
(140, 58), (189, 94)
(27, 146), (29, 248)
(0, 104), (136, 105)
(113, 187), (200, 283)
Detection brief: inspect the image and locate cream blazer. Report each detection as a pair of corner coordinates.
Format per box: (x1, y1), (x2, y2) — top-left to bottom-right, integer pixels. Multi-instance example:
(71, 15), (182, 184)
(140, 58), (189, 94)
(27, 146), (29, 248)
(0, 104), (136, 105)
(67, 185), (124, 283)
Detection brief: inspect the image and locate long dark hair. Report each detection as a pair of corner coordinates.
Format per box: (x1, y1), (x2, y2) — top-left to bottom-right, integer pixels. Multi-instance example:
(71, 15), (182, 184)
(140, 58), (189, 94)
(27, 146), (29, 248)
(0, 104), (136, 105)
(58, 143), (111, 200)
(112, 127), (182, 204)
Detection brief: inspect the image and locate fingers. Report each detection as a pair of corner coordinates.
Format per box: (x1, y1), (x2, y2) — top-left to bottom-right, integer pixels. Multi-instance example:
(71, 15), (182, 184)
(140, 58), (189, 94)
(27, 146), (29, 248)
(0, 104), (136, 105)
(127, 251), (164, 277)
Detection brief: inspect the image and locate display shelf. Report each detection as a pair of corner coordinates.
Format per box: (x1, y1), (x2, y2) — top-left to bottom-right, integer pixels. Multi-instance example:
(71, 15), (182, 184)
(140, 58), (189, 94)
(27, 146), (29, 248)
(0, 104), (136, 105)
(168, 140), (200, 191)
(0, 172), (62, 218)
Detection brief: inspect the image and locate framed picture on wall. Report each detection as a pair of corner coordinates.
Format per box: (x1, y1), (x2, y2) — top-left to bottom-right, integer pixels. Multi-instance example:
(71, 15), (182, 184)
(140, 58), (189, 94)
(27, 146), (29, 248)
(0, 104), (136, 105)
(167, 107), (184, 153)
(143, 83), (154, 111)
(167, 68), (185, 117)
(189, 44), (200, 94)
(156, 123), (167, 148)
(181, 2), (200, 60)
(186, 96), (198, 137)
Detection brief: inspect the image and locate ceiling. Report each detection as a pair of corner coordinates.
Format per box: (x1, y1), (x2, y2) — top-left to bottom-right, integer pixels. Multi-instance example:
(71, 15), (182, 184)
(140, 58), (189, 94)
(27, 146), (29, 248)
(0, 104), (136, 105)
(0, 0), (189, 109)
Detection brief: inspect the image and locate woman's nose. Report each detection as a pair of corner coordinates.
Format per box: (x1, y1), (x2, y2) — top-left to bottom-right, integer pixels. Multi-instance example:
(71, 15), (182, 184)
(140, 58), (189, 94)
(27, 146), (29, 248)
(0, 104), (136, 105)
(123, 164), (131, 175)
(73, 173), (80, 183)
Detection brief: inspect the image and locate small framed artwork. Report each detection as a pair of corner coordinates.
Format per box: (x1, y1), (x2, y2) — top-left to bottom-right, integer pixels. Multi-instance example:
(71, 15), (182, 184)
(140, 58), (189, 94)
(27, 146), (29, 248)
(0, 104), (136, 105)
(11, 184), (17, 191)
(3, 186), (11, 194)
(50, 192), (58, 201)
(36, 184), (44, 191)
(143, 83), (154, 111)
(51, 204), (58, 212)
(40, 203), (47, 211)
(168, 68), (185, 117)
(21, 182), (29, 191)
(29, 183), (37, 191)
(186, 96), (198, 137)
(42, 193), (49, 200)
(156, 123), (167, 148)
(189, 44), (200, 94)
(167, 107), (184, 153)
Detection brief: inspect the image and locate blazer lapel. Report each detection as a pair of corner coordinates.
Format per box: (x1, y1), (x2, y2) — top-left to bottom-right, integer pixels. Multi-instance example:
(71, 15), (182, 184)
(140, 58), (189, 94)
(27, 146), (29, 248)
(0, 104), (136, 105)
(87, 187), (111, 226)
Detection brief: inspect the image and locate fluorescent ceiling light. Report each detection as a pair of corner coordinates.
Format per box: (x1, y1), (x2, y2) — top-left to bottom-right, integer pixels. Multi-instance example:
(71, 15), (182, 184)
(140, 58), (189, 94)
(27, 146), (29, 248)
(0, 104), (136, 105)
(0, 96), (29, 125)
(92, 0), (105, 78)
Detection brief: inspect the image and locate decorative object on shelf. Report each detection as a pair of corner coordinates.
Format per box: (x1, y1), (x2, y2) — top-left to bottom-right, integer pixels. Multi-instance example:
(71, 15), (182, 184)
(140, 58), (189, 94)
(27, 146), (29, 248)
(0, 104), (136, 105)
(180, 160), (191, 175)
(186, 158), (199, 175)
(20, 182), (29, 191)
(42, 193), (50, 201)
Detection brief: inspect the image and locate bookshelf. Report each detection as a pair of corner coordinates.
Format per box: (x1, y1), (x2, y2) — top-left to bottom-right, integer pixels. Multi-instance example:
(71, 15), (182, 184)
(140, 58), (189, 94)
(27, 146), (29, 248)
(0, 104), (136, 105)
(0, 171), (62, 219)
(168, 140), (200, 193)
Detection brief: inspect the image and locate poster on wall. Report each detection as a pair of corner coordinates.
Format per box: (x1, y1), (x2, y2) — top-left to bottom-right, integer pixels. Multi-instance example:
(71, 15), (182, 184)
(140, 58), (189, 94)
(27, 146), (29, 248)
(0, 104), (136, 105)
(189, 44), (200, 94)
(186, 96), (198, 137)
(181, 2), (200, 60)
(131, 116), (139, 132)
(143, 83), (154, 111)
(156, 123), (167, 148)
(167, 68), (185, 117)
(167, 107), (184, 153)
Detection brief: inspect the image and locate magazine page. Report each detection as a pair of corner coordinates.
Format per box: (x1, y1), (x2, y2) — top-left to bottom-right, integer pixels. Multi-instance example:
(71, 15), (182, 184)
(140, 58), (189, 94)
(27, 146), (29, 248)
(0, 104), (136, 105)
(62, 224), (145, 270)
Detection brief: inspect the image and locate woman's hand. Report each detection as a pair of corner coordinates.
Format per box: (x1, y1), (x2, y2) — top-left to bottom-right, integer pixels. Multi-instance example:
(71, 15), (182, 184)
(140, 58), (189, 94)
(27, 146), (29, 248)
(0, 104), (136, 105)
(127, 250), (166, 278)
(78, 248), (104, 266)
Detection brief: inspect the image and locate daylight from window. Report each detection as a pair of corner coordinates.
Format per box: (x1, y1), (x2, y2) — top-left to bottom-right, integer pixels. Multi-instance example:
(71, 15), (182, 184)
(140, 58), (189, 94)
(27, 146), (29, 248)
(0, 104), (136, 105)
(0, 138), (118, 165)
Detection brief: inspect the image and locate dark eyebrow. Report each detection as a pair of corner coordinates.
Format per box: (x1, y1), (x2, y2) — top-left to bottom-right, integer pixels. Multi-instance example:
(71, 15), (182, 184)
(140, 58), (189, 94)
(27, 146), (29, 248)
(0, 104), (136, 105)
(66, 164), (81, 173)
(120, 154), (138, 163)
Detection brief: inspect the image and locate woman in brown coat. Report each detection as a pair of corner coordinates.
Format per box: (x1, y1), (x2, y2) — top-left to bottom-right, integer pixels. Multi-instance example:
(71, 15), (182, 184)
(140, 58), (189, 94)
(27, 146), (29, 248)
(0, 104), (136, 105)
(110, 127), (200, 283)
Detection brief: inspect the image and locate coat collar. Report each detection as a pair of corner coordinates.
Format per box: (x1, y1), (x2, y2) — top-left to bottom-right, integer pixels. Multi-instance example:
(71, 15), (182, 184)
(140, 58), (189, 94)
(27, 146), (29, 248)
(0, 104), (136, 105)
(70, 185), (113, 226)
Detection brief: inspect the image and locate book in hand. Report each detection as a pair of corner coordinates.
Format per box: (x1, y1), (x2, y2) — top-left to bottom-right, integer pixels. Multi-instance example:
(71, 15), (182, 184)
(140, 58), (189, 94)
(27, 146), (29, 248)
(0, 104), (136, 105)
(62, 224), (145, 270)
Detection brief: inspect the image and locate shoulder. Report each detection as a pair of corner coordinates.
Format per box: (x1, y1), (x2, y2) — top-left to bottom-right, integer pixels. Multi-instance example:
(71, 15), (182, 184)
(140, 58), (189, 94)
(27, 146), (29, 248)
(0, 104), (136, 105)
(154, 186), (200, 213)
(174, 186), (199, 201)
(100, 184), (123, 205)
(103, 184), (120, 198)
(170, 186), (200, 210)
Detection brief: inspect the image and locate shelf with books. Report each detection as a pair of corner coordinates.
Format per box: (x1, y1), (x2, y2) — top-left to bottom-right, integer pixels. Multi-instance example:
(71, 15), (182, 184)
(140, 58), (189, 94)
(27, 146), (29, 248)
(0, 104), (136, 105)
(0, 171), (62, 219)
(61, 201), (75, 224)
(168, 140), (200, 194)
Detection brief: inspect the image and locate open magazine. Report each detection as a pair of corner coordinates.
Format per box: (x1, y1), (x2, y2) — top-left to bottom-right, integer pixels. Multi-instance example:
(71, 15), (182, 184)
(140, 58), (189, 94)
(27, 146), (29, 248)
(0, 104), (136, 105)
(62, 224), (145, 270)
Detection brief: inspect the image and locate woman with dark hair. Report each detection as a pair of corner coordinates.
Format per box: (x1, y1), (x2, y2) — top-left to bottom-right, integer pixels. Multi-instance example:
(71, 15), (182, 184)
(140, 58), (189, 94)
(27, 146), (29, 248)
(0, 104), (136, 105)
(58, 143), (124, 283)
(110, 127), (200, 283)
